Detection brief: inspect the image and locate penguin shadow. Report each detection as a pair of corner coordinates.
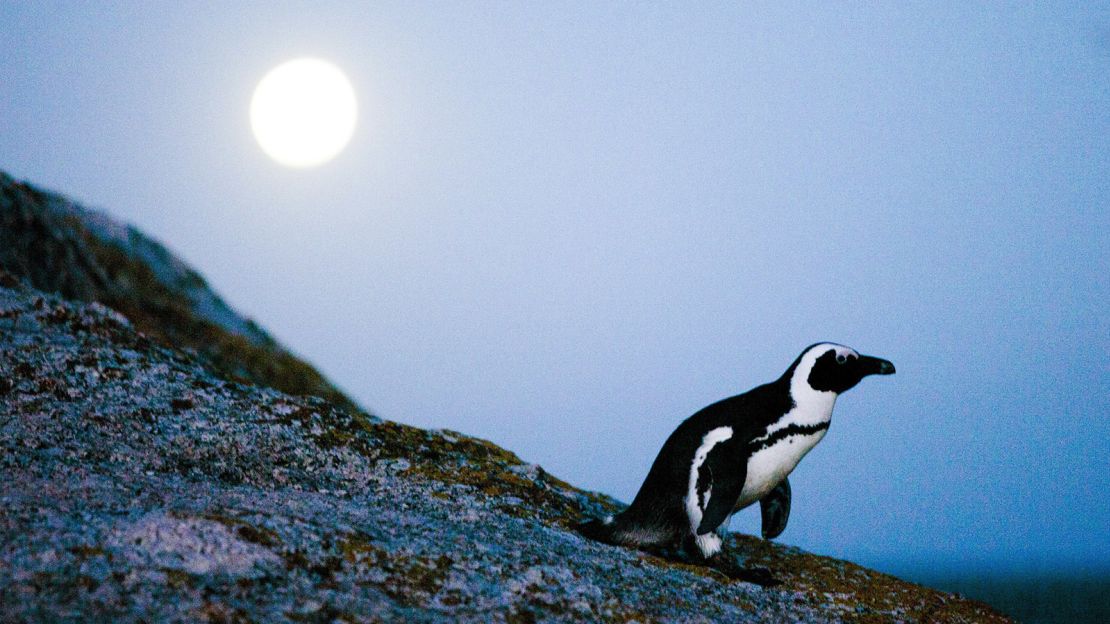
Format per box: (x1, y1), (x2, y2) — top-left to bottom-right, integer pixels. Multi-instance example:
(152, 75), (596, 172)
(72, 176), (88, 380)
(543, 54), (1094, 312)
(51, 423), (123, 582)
(638, 539), (784, 588)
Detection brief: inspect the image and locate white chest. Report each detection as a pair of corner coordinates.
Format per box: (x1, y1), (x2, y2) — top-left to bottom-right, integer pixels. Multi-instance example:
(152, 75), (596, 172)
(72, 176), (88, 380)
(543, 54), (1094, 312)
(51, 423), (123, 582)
(737, 429), (826, 508)
(736, 393), (835, 508)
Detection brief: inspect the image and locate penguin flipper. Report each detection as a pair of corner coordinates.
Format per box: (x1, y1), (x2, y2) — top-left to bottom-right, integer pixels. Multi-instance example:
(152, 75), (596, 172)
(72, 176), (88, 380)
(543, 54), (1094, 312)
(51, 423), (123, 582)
(759, 477), (791, 539)
(695, 441), (747, 535)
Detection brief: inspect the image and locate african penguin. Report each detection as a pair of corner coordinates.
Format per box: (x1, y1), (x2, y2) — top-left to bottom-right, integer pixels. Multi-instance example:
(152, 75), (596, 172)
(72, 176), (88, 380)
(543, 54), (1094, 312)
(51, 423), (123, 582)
(578, 343), (895, 559)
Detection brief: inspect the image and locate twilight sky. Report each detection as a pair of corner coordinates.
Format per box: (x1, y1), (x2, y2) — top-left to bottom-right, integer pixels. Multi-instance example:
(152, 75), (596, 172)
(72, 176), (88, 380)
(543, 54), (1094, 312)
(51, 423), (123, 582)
(2, 2), (1107, 578)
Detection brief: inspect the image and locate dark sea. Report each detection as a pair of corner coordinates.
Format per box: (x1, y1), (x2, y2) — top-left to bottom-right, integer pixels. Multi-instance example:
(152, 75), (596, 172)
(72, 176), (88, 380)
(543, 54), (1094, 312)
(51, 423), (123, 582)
(902, 572), (1110, 623)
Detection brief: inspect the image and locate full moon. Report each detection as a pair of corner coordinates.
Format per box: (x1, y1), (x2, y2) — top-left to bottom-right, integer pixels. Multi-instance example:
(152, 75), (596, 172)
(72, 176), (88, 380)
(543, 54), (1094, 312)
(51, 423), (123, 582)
(250, 58), (357, 168)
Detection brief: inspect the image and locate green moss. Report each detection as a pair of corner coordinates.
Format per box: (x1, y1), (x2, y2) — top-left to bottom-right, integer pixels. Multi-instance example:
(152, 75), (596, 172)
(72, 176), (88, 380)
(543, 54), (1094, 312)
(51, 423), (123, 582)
(283, 549), (312, 572)
(352, 419), (618, 527)
(285, 604), (358, 624)
(732, 533), (1010, 623)
(336, 533), (452, 606)
(191, 511), (283, 550)
(235, 524), (281, 548)
(191, 600), (254, 624)
(66, 544), (108, 560)
(74, 575), (100, 592)
(634, 552), (732, 584)
(162, 568), (197, 590)
(67, 227), (361, 413)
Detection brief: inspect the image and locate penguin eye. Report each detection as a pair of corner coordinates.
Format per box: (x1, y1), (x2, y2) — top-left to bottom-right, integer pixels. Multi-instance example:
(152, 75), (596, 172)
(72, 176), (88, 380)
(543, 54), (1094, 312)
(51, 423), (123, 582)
(836, 354), (847, 364)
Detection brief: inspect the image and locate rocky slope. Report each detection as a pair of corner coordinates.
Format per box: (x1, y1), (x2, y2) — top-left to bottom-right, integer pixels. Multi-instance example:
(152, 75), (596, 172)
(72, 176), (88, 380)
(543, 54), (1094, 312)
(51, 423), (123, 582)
(0, 174), (1013, 622)
(0, 172), (357, 412)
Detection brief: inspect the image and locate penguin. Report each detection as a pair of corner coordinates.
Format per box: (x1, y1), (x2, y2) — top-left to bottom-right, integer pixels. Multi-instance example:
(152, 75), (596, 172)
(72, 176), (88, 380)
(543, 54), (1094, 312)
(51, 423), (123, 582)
(578, 343), (895, 559)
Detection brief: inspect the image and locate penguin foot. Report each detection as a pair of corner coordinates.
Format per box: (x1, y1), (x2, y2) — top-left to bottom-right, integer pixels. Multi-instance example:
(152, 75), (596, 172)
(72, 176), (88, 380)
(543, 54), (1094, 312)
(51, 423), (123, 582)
(725, 566), (782, 588)
(690, 554), (783, 587)
(637, 541), (687, 561)
(679, 532), (717, 562)
(639, 540), (783, 588)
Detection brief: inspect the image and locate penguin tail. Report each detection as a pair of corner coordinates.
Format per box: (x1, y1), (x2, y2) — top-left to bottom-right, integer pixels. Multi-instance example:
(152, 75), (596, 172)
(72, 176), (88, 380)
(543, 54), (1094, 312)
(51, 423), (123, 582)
(575, 515), (621, 544)
(576, 511), (673, 549)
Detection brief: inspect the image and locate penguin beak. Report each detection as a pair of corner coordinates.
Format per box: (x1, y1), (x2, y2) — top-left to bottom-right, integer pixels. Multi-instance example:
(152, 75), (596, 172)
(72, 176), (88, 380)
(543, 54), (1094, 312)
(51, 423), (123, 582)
(859, 355), (896, 376)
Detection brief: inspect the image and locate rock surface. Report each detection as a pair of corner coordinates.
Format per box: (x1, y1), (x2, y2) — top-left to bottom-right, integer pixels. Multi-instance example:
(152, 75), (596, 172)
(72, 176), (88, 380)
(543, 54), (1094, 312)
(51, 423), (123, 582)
(0, 174), (1013, 622)
(0, 172), (357, 412)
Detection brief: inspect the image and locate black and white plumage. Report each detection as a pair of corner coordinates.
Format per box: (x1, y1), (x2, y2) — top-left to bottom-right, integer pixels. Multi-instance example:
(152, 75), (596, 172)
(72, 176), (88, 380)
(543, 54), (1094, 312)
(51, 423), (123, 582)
(578, 343), (895, 559)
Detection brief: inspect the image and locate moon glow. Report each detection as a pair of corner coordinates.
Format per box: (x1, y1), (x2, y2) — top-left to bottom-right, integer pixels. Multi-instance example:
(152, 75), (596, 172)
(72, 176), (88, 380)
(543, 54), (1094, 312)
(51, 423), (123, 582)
(250, 58), (357, 168)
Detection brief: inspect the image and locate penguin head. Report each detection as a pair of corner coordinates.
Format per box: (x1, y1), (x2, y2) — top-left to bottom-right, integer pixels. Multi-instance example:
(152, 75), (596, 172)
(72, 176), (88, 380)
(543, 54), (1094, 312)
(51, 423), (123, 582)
(798, 343), (895, 395)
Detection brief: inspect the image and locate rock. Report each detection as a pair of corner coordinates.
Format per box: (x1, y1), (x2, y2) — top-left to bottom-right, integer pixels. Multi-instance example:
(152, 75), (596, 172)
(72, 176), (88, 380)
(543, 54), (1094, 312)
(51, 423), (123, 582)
(0, 172), (358, 412)
(0, 174), (1013, 622)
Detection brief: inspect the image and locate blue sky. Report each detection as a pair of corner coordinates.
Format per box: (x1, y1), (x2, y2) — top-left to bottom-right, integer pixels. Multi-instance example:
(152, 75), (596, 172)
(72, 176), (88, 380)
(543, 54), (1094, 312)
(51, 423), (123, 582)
(2, 2), (1107, 577)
